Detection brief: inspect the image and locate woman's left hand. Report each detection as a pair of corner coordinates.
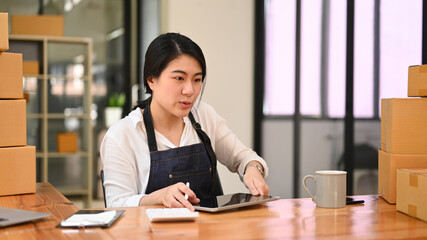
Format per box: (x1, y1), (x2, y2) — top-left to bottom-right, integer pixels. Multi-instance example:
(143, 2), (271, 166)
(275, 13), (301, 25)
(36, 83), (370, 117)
(243, 162), (269, 195)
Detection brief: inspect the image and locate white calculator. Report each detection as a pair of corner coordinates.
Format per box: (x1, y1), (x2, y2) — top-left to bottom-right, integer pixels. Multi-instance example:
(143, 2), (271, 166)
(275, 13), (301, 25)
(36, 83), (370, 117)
(145, 208), (199, 222)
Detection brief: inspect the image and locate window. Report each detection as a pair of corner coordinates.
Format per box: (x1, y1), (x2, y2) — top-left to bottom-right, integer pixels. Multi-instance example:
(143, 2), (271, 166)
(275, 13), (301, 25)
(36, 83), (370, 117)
(379, 0), (422, 100)
(264, 0), (296, 115)
(300, 0), (322, 116)
(264, 0), (422, 118)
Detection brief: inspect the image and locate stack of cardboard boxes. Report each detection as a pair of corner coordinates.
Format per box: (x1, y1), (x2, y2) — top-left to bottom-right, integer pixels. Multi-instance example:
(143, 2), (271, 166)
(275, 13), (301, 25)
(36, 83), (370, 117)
(379, 64), (427, 222)
(0, 12), (36, 196)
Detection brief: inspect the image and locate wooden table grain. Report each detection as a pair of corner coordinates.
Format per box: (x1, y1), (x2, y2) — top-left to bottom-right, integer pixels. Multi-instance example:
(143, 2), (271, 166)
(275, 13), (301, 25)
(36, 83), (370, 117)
(0, 182), (78, 239)
(1, 184), (427, 239)
(106, 195), (427, 240)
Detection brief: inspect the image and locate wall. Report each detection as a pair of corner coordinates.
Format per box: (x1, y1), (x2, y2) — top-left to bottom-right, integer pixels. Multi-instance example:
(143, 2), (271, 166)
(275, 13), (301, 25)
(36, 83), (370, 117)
(160, 0), (255, 193)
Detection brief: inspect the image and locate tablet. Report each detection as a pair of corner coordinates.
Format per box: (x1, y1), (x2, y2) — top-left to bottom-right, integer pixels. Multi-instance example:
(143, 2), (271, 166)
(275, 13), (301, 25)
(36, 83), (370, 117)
(193, 193), (280, 212)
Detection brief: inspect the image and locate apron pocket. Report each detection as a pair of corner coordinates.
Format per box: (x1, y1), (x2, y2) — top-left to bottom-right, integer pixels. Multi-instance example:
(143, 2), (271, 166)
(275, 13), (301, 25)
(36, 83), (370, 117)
(168, 167), (211, 180)
(168, 167), (212, 197)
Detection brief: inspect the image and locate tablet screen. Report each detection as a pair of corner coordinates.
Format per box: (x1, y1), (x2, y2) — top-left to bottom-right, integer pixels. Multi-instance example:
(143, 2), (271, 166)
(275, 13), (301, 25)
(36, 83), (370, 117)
(194, 193), (280, 212)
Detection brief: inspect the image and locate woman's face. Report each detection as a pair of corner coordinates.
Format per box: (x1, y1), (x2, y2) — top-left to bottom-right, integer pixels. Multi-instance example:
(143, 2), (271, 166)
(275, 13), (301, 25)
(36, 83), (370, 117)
(148, 54), (203, 120)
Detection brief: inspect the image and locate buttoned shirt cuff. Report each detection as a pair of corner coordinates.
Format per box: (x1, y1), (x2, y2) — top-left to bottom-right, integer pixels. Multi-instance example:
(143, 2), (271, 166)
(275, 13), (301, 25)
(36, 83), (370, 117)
(123, 194), (144, 207)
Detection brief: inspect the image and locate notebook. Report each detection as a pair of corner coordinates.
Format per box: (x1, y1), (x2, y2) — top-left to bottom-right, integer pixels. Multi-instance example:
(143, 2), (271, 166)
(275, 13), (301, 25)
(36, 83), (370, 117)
(57, 209), (125, 228)
(0, 207), (51, 227)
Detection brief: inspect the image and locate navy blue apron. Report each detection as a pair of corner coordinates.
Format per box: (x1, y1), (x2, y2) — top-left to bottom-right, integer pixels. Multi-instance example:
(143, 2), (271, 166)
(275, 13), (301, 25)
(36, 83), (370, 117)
(143, 103), (223, 199)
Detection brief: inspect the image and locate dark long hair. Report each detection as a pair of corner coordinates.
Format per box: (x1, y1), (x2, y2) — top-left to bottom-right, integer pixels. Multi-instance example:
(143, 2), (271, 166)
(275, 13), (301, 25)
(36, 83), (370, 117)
(134, 33), (207, 109)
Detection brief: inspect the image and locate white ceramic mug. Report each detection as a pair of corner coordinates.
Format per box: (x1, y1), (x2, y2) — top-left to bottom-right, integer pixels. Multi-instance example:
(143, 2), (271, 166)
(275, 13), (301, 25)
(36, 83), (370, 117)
(303, 170), (347, 208)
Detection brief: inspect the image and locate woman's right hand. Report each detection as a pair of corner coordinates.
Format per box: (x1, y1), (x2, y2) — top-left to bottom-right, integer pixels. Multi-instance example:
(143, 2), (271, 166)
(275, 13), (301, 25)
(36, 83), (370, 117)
(161, 182), (200, 211)
(140, 182), (200, 211)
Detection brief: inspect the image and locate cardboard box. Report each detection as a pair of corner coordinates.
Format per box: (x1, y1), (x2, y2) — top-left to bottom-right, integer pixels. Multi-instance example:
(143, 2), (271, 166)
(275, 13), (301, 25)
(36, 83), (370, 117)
(0, 146), (36, 196)
(57, 132), (78, 153)
(381, 98), (427, 154)
(408, 65), (427, 97)
(0, 52), (23, 99)
(23, 61), (39, 75)
(397, 169), (427, 222)
(11, 15), (64, 37)
(0, 100), (26, 147)
(0, 13), (8, 51)
(378, 149), (427, 204)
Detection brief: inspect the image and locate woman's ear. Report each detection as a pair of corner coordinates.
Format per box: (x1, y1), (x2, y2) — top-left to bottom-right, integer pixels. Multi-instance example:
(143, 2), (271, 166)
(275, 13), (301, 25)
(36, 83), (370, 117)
(146, 76), (156, 90)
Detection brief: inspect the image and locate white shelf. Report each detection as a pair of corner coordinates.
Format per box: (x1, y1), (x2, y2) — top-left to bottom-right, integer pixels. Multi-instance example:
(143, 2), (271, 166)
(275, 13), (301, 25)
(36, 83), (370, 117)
(27, 113), (91, 119)
(36, 152), (90, 158)
(24, 75), (90, 81)
(10, 35), (92, 43)
(11, 35), (94, 208)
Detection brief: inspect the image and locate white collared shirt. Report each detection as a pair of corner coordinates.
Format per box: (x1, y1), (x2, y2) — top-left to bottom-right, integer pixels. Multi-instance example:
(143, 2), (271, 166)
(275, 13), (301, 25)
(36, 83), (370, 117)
(100, 101), (268, 207)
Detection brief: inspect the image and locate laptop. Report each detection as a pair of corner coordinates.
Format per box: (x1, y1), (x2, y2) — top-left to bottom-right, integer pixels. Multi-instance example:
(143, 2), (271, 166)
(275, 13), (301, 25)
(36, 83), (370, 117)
(0, 207), (51, 227)
(193, 193), (280, 212)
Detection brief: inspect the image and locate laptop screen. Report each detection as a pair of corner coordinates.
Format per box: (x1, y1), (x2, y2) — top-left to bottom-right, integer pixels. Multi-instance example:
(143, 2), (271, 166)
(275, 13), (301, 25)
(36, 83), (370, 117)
(0, 207), (51, 227)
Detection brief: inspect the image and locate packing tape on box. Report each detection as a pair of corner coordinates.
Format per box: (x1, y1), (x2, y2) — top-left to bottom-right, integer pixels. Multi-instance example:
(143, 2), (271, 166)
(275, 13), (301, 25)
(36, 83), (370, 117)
(410, 173), (418, 187)
(408, 205), (418, 218)
(384, 100), (390, 151)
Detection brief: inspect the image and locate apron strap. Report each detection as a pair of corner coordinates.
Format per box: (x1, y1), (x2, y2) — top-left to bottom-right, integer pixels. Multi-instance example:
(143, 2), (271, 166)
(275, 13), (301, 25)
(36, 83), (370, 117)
(143, 101), (158, 152)
(188, 111), (218, 193)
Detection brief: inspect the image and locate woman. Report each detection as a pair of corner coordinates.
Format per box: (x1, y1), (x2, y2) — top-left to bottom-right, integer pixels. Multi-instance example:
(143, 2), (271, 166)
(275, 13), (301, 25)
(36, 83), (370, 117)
(101, 33), (269, 210)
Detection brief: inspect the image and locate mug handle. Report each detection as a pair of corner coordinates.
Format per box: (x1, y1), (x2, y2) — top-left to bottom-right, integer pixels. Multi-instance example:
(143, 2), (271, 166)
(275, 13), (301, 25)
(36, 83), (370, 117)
(303, 175), (315, 200)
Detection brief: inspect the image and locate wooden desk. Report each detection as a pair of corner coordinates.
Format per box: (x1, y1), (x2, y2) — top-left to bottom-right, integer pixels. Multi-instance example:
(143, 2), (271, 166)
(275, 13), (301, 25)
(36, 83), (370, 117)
(104, 195), (427, 239)
(0, 182), (78, 239)
(1, 185), (427, 239)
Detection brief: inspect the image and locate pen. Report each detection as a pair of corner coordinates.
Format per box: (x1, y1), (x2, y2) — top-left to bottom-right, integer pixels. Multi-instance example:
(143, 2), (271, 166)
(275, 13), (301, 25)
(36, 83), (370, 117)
(184, 182), (190, 200)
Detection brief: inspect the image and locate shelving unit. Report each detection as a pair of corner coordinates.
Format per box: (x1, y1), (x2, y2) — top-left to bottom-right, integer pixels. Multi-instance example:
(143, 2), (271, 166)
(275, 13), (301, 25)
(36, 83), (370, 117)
(9, 35), (93, 207)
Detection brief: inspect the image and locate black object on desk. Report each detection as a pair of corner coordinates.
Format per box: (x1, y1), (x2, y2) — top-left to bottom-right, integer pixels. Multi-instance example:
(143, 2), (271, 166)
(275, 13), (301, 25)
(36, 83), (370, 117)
(346, 197), (365, 205)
